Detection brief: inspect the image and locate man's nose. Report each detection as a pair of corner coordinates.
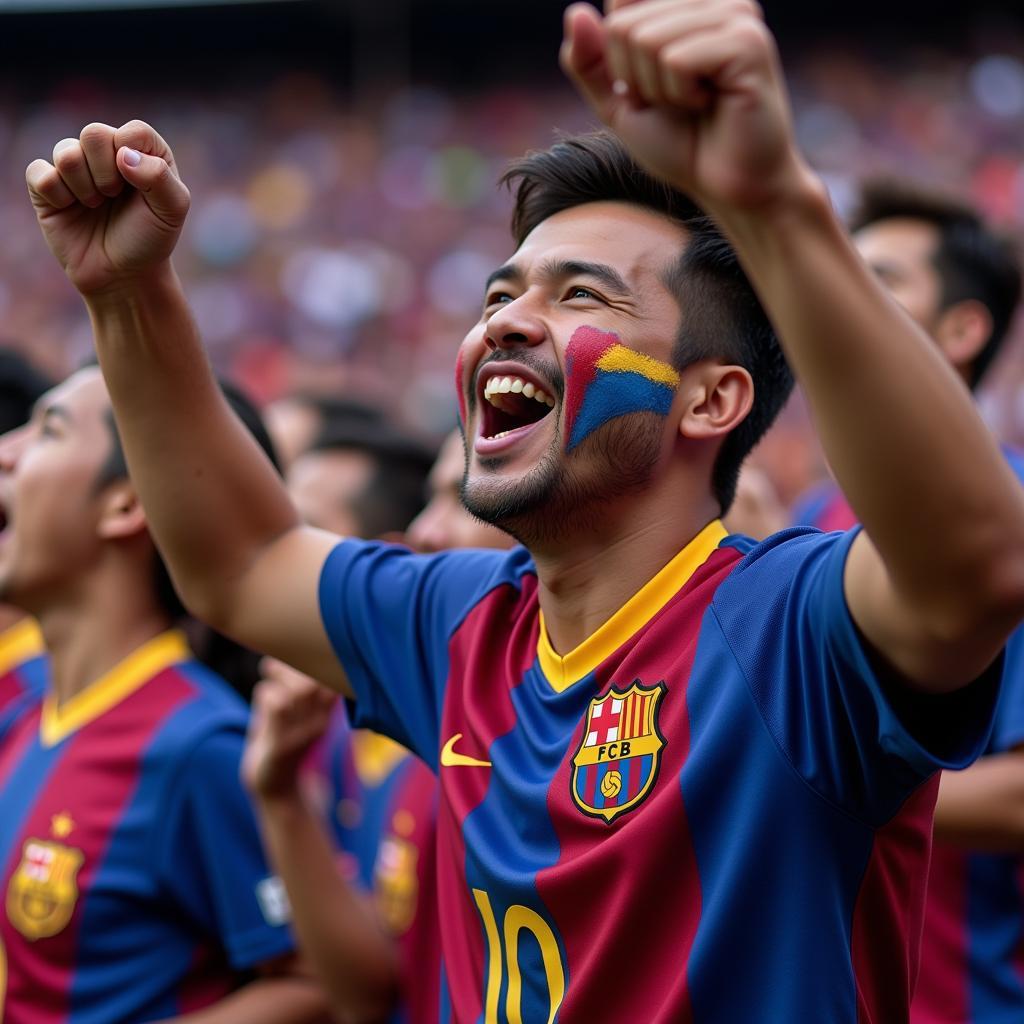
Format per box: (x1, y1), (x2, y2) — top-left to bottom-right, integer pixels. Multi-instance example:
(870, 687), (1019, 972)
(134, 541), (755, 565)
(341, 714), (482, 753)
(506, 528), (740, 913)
(0, 426), (29, 473)
(484, 296), (545, 352)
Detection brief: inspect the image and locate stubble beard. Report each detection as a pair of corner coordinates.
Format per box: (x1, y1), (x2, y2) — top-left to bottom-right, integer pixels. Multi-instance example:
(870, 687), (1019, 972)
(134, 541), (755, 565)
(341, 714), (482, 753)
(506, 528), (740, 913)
(459, 413), (665, 549)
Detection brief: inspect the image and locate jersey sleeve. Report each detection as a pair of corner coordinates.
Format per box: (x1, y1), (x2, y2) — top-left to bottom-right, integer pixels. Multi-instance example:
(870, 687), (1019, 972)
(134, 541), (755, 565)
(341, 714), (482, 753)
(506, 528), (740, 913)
(155, 724), (295, 970)
(318, 540), (520, 766)
(712, 528), (1001, 825)
(990, 446), (1024, 751)
(990, 629), (1024, 752)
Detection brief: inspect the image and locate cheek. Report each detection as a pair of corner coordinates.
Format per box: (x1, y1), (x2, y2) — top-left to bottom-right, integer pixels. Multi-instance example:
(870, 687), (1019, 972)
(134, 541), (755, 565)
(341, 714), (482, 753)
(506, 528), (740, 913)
(562, 326), (613, 448)
(890, 273), (942, 328)
(16, 458), (96, 551)
(562, 325), (680, 453)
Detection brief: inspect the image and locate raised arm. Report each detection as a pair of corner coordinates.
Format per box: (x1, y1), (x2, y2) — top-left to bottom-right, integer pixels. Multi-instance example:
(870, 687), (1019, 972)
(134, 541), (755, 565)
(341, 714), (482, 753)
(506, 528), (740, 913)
(26, 121), (348, 693)
(242, 664), (400, 1024)
(562, 0), (1024, 692)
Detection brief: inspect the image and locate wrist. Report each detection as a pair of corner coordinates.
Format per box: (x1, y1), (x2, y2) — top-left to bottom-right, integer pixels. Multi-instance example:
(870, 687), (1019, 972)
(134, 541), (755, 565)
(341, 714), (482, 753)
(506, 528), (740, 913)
(252, 766), (307, 808)
(702, 161), (832, 251)
(82, 261), (182, 315)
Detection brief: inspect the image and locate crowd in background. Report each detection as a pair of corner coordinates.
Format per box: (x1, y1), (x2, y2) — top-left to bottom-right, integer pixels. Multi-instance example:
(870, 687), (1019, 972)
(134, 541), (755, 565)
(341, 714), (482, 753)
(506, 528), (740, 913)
(1, 6), (1024, 1020)
(1, 32), (1024, 504)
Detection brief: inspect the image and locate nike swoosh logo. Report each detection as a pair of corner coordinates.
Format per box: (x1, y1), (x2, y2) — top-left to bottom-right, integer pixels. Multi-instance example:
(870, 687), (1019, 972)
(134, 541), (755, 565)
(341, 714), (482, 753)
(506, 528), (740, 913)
(440, 733), (492, 768)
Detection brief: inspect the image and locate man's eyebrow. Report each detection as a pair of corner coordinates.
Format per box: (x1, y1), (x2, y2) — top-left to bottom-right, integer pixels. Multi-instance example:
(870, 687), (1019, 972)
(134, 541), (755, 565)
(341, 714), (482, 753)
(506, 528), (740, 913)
(33, 401), (71, 423)
(868, 259), (905, 278)
(541, 259), (631, 296)
(484, 263), (524, 293)
(483, 259), (633, 298)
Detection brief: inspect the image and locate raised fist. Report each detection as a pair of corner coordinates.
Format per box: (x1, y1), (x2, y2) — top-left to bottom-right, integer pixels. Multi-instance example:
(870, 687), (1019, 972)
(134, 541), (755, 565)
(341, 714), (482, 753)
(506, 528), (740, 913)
(561, 0), (811, 215)
(242, 659), (338, 801)
(26, 120), (190, 297)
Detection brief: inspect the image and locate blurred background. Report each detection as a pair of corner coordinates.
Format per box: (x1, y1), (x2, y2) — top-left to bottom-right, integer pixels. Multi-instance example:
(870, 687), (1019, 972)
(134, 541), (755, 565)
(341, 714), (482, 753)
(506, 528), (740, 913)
(0, 0), (1022, 503)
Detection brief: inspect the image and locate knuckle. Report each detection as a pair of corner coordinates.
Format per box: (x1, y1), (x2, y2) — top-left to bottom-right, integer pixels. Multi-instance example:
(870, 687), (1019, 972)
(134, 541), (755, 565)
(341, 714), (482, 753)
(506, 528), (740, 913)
(53, 147), (84, 173)
(632, 23), (663, 53)
(79, 122), (112, 146)
(25, 159), (49, 184)
(661, 38), (693, 66)
(119, 118), (151, 136)
(604, 14), (631, 45)
(731, 17), (769, 50)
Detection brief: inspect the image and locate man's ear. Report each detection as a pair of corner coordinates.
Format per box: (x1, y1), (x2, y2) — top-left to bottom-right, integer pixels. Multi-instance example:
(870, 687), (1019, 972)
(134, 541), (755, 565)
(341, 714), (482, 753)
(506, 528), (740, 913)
(677, 363), (754, 441)
(96, 481), (148, 541)
(934, 299), (993, 376)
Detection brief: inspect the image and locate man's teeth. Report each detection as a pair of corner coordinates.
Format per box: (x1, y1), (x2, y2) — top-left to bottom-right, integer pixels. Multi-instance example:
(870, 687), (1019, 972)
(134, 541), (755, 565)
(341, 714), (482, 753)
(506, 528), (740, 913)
(483, 375), (554, 408)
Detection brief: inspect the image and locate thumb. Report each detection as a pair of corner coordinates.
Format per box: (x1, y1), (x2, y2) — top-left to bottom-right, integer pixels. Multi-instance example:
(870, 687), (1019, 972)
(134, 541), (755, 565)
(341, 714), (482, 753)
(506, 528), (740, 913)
(116, 146), (190, 228)
(560, 3), (618, 122)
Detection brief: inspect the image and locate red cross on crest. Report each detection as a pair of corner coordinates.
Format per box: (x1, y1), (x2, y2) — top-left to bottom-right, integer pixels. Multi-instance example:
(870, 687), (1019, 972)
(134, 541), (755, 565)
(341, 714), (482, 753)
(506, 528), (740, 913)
(571, 680), (667, 824)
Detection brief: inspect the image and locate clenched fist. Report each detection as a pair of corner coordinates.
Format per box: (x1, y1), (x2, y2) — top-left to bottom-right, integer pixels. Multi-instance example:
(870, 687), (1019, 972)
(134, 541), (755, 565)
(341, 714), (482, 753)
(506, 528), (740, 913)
(26, 120), (189, 297)
(242, 659), (338, 802)
(561, 0), (813, 217)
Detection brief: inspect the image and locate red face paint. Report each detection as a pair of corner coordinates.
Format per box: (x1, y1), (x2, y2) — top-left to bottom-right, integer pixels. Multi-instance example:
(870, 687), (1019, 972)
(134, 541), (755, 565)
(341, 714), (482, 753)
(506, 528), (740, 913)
(454, 348), (468, 426)
(563, 325), (680, 452)
(562, 326), (621, 450)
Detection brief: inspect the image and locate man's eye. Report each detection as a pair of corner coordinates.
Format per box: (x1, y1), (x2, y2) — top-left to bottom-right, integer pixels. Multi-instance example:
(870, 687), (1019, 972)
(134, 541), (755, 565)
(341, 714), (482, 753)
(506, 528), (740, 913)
(485, 292), (513, 308)
(567, 286), (597, 300)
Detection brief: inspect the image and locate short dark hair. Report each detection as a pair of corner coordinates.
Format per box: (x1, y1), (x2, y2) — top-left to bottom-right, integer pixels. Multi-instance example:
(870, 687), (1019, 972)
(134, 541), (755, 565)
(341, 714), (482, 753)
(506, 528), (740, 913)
(308, 417), (433, 539)
(851, 178), (1023, 389)
(501, 130), (793, 511)
(0, 347), (52, 435)
(97, 380), (281, 700)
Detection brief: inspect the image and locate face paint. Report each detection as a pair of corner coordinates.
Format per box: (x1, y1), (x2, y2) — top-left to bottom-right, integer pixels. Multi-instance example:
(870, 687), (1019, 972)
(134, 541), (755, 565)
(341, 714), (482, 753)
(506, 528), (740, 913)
(562, 325), (680, 453)
(454, 348), (468, 426)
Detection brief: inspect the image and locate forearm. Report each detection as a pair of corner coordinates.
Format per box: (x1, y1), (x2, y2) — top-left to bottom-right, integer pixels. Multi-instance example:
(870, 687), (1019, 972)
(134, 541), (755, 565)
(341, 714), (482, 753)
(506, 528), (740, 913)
(161, 975), (330, 1024)
(713, 180), (1024, 633)
(84, 266), (299, 618)
(934, 751), (1024, 852)
(256, 790), (400, 1024)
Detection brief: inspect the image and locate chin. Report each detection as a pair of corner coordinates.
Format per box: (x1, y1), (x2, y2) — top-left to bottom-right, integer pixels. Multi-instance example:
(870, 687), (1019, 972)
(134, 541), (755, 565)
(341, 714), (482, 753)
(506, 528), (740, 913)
(463, 466), (602, 548)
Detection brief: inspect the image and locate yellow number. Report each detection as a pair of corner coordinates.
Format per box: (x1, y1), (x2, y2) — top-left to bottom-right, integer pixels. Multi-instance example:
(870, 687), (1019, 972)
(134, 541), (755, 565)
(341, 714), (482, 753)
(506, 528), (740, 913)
(473, 889), (565, 1024)
(474, 889), (502, 1023)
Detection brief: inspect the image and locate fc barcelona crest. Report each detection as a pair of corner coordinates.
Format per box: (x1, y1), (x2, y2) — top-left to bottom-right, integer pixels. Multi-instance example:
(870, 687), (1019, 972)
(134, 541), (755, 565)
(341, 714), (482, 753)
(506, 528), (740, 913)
(6, 839), (83, 940)
(374, 835), (419, 936)
(571, 680), (667, 824)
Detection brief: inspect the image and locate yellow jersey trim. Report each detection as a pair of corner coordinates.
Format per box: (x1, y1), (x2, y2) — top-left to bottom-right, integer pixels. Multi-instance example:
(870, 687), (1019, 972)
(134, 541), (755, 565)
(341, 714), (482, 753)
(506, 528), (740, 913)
(40, 630), (190, 748)
(0, 619), (44, 677)
(537, 520), (728, 693)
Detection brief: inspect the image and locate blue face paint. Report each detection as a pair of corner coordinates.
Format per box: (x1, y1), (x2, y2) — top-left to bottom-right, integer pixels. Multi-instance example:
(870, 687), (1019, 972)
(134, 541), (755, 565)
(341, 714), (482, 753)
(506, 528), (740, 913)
(562, 326), (680, 452)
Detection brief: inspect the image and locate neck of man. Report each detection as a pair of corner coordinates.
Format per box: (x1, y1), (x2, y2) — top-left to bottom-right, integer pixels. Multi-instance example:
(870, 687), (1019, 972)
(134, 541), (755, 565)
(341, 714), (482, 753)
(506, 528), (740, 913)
(37, 566), (175, 710)
(0, 604), (27, 636)
(532, 490), (721, 657)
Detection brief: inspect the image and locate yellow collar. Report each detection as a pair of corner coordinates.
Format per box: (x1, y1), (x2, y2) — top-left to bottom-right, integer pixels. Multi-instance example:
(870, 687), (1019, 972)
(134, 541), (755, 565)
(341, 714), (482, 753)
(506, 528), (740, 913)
(537, 520), (728, 692)
(352, 731), (409, 786)
(0, 619), (44, 677)
(40, 630), (191, 748)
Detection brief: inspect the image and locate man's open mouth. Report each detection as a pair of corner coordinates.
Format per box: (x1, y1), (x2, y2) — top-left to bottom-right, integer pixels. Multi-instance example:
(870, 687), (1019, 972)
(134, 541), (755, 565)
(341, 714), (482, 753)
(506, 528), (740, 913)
(478, 369), (556, 442)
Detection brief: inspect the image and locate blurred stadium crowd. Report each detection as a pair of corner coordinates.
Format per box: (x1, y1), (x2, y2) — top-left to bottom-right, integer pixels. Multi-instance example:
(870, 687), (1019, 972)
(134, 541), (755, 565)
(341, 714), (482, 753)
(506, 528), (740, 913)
(2, 2), (1024, 1020)
(1, 33), (1024, 504)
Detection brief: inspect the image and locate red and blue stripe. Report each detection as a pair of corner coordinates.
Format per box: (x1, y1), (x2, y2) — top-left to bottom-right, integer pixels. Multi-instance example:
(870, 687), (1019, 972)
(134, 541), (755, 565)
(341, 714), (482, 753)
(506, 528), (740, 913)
(563, 326), (680, 452)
